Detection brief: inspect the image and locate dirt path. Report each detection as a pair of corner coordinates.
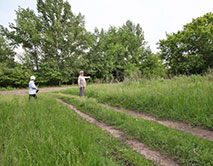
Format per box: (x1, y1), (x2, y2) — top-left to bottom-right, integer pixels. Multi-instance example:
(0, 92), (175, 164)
(58, 99), (180, 166)
(0, 87), (70, 96)
(102, 104), (213, 142)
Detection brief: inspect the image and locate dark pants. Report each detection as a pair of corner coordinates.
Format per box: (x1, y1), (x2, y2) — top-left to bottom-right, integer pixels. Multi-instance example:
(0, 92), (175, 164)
(29, 90), (39, 100)
(79, 87), (85, 97)
(29, 94), (37, 100)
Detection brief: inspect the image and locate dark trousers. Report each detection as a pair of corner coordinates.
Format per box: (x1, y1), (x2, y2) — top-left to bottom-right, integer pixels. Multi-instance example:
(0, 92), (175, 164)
(29, 90), (39, 100)
(29, 94), (37, 100)
(79, 87), (85, 97)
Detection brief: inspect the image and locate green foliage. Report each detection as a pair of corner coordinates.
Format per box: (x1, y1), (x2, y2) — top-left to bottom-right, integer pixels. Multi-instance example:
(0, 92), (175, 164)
(159, 12), (213, 74)
(62, 74), (213, 130)
(0, 33), (15, 67)
(4, 1), (213, 87)
(59, 95), (213, 166)
(140, 52), (167, 78)
(36, 0), (92, 84)
(82, 21), (158, 82)
(0, 32), (30, 87)
(0, 94), (155, 166)
(1, 0), (91, 86)
(1, 0), (165, 87)
(0, 63), (32, 87)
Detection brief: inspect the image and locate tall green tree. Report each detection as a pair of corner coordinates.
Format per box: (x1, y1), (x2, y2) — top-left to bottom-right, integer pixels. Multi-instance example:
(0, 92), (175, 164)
(115, 20), (149, 80)
(0, 31), (31, 87)
(2, 0), (91, 85)
(0, 32), (15, 67)
(84, 20), (152, 82)
(159, 12), (213, 74)
(140, 52), (167, 78)
(37, 0), (91, 85)
(3, 7), (42, 72)
(0, 31), (14, 87)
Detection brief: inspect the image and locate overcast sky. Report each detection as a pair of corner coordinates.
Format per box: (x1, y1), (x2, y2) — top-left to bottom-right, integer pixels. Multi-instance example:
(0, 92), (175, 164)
(0, 0), (212, 53)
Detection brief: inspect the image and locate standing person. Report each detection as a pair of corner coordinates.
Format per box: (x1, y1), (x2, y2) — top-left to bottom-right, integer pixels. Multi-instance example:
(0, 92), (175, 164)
(29, 76), (39, 100)
(78, 71), (91, 97)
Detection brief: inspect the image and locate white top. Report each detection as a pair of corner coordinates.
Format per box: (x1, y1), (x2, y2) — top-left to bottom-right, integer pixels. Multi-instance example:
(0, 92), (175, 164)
(78, 75), (86, 87)
(29, 80), (37, 94)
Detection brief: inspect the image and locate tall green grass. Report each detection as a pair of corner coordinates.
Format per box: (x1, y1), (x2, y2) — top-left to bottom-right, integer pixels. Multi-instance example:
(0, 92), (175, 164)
(0, 94), (155, 166)
(59, 95), (213, 166)
(62, 74), (213, 130)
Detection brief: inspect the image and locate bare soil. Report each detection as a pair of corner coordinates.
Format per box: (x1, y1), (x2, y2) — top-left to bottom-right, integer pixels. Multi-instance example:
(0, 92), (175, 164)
(58, 99), (180, 166)
(0, 87), (70, 96)
(102, 104), (213, 142)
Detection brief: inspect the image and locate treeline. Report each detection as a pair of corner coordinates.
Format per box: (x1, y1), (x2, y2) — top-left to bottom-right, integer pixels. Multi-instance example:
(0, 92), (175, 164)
(0, 0), (212, 87)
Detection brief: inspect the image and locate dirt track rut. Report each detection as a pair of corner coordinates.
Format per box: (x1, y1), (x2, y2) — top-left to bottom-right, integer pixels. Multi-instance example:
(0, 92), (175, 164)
(101, 104), (213, 142)
(58, 99), (180, 166)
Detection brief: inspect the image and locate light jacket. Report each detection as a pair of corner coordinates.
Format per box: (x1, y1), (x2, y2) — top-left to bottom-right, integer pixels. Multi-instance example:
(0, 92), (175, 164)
(29, 80), (37, 95)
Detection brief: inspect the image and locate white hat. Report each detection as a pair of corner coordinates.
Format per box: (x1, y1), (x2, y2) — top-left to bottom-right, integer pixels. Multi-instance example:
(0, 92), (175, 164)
(79, 71), (84, 74)
(30, 76), (36, 80)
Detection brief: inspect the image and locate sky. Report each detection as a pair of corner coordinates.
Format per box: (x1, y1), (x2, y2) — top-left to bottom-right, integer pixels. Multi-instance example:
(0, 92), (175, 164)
(0, 0), (212, 53)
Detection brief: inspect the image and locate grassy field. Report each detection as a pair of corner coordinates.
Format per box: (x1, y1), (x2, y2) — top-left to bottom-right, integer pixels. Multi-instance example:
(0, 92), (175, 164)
(59, 95), (213, 166)
(61, 74), (213, 130)
(1, 74), (213, 166)
(0, 94), (155, 166)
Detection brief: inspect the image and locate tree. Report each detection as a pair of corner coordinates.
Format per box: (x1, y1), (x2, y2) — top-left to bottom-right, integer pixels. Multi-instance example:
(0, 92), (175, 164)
(0, 31), (31, 87)
(3, 7), (42, 72)
(0, 32), (15, 87)
(140, 51), (167, 78)
(159, 12), (213, 75)
(2, 0), (91, 85)
(37, 0), (91, 85)
(0, 30), (15, 65)
(115, 20), (148, 80)
(84, 20), (152, 82)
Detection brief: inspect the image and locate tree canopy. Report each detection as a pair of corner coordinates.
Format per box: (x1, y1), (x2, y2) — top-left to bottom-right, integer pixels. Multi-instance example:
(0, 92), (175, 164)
(159, 12), (213, 75)
(0, 1), (212, 88)
(83, 21), (154, 81)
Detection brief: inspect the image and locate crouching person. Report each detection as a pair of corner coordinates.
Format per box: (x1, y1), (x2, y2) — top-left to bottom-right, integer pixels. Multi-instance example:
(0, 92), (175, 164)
(29, 76), (39, 100)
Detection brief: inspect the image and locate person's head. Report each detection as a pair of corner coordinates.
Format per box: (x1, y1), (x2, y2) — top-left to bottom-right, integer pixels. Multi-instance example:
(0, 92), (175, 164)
(79, 71), (84, 76)
(30, 76), (36, 81)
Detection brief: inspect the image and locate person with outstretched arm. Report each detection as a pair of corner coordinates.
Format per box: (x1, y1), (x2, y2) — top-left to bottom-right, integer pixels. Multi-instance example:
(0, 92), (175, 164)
(29, 76), (39, 100)
(78, 71), (91, 97)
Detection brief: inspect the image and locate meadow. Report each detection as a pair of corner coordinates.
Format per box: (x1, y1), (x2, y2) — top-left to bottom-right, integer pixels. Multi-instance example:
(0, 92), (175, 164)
(1, 74), (213, 166)
(59, 95), (213, 166)
(61, 74), (213, 130)
(0, 94), (154, 166)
